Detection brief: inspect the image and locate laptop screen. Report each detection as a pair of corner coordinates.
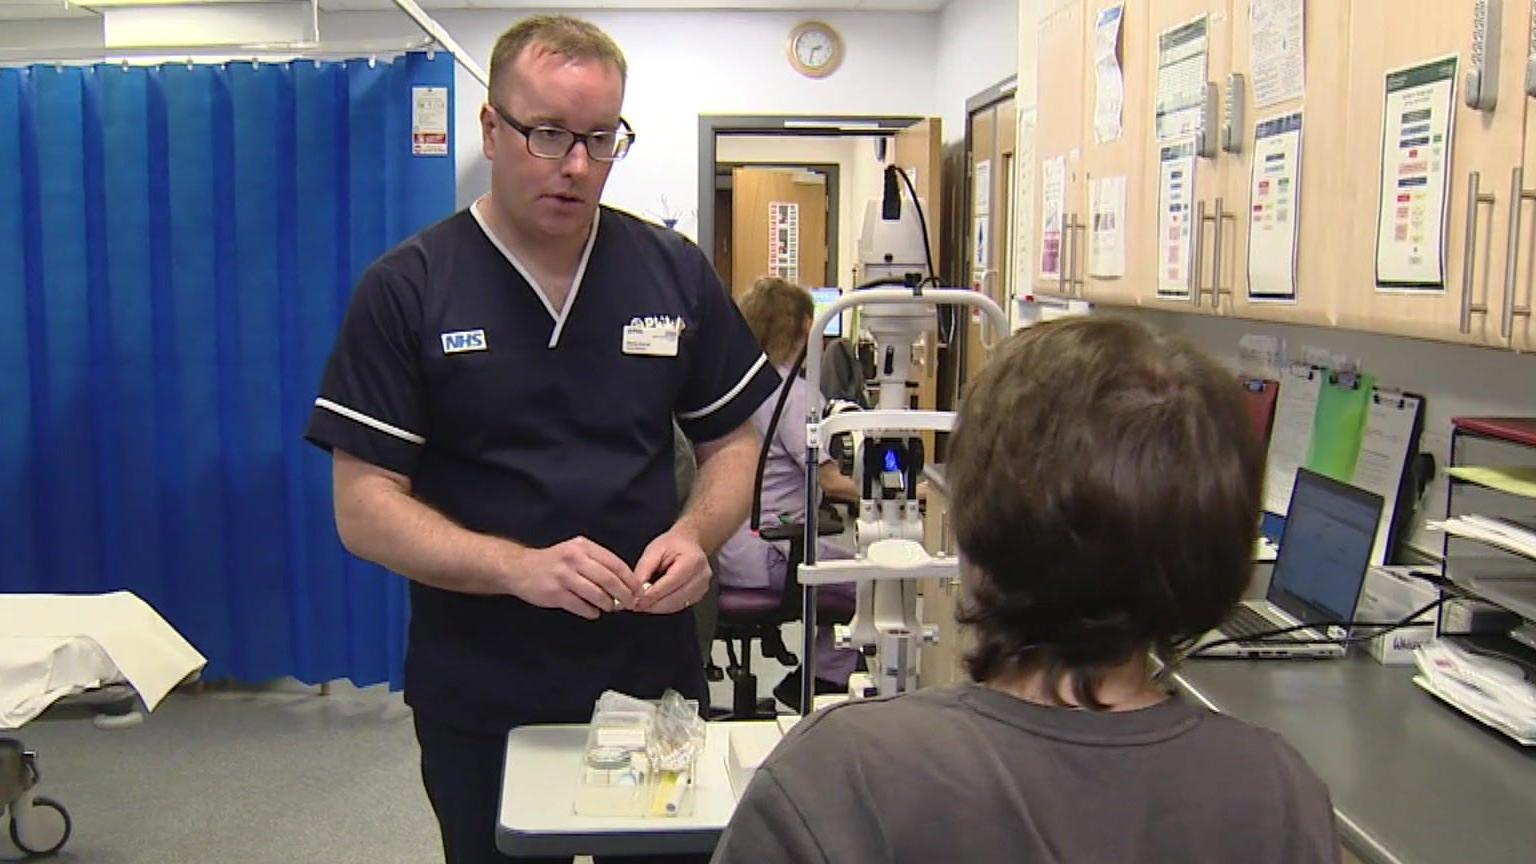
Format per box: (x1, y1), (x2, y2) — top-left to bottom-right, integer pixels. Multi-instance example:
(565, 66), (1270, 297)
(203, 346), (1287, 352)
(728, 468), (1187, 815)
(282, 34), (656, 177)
(1268, 468), (1384, 627)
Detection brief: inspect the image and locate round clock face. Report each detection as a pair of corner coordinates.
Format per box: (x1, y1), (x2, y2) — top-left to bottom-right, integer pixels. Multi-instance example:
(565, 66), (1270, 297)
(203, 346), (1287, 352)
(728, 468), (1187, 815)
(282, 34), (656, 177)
(788, 23), (842, 77)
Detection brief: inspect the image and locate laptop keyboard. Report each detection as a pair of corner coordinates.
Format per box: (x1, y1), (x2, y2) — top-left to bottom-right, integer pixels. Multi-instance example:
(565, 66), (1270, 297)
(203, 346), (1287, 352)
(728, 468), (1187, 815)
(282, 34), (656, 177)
(1221, 606), (1282, 640)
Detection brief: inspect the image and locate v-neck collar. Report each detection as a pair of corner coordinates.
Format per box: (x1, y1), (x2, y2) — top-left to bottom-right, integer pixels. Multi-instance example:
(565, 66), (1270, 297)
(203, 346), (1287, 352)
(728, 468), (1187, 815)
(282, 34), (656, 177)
(470, 196), (601, 349)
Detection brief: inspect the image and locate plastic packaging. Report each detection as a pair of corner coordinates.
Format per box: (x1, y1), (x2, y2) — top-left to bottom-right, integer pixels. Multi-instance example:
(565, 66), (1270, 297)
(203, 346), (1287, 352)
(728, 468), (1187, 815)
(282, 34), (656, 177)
(573, 689), (703, 817)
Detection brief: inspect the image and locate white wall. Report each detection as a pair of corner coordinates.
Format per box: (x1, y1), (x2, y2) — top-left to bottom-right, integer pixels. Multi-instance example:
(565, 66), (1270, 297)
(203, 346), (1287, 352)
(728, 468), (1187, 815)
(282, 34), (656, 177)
(324, 9), (938, 237)
(716, 134), (887, 289)
(934, 0), (1019, 142)
(0, 18), (103, 48)
(1132, 310), (1536, 558)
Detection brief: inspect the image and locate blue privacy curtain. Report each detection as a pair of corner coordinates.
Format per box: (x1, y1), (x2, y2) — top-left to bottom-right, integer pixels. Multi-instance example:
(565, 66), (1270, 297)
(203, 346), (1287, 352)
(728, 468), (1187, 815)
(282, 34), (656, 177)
(0, 52), (455, 688)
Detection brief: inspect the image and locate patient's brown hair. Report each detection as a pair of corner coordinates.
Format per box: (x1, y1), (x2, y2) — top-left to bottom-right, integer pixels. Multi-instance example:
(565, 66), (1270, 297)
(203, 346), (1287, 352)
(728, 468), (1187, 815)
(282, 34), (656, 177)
(947, 316), (1264, 708)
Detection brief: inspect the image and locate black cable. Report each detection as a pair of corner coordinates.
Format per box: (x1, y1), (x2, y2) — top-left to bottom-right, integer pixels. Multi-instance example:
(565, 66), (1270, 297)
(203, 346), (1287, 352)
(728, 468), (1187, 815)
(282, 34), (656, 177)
(1186, 596), (1451, 659)
(888, 165), (937, 284)
(886, 166), (957, 346)
(750, 344), (807, 534)
(856, 276), (917, 290)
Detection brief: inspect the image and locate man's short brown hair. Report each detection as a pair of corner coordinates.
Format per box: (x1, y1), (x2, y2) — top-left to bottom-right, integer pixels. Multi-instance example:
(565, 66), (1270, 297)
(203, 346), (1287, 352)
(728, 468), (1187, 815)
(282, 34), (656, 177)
(488, 15), (628, 100)
(736, 277), (814, 367)
(947, 316), (1264, 708)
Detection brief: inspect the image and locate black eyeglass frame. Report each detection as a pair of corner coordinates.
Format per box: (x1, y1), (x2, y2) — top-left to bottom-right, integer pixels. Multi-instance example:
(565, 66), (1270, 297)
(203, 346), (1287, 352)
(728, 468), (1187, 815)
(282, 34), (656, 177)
(491, 104), (635, 162)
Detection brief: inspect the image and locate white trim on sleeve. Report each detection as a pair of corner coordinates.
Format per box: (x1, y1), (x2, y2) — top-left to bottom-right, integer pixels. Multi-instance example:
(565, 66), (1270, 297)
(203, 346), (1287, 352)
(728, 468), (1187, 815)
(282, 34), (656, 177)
(676, 353), (769, 421)
(315, 398), (425, 445)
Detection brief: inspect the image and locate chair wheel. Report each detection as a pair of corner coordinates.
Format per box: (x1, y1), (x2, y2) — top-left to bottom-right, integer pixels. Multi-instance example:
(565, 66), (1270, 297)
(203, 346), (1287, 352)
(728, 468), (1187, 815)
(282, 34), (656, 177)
(10, 796), (71, 857)
(705, 664), (725, 683)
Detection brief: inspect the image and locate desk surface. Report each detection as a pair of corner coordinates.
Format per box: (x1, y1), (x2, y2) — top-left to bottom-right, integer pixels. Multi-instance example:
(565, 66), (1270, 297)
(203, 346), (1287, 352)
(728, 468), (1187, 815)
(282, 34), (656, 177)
(1173, 656), (1536, 864)
(498, 721), (774, 858)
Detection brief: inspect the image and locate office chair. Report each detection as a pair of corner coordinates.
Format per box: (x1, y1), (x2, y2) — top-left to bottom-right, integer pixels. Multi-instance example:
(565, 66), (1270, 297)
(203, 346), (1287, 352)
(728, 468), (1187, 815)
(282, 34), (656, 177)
(709, 507), (855, 719)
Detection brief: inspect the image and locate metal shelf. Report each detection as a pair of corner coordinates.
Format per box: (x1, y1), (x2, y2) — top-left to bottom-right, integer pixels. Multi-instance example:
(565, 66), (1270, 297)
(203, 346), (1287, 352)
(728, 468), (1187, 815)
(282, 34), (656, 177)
(1445, 557), (1536, 621)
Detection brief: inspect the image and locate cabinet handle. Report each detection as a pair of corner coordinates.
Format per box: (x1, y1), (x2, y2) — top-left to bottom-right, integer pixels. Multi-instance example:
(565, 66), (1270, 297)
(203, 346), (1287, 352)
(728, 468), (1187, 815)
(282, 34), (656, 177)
(1070, 215), (1087, 295)
(1057, 213), (1070, 297)
(1191, 199), (1207, 305)
(1462, 171), (1494, 333)
(1211, 198), (1235, 310)
(1063, 213), (1077, 297)
(1503, 166), (1535, 339)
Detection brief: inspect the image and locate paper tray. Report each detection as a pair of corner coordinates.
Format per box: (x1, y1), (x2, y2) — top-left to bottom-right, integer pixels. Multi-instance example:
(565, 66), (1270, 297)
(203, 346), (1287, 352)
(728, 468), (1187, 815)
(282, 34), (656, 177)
(1411, 675), (1536, 747)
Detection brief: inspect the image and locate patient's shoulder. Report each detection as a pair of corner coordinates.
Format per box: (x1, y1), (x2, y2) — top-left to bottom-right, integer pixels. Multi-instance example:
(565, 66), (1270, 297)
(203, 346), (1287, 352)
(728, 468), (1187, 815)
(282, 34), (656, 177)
(764, 686), (973, 770)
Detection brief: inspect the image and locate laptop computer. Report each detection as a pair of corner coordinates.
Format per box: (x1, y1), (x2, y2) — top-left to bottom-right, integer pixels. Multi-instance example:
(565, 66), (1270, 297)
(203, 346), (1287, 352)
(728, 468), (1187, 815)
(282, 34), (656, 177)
(1193, 468), (1384, 659)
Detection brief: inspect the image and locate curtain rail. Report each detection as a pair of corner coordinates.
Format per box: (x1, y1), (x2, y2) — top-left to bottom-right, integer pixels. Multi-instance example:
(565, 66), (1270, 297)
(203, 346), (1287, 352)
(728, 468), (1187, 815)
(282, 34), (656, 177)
(0, 35), (438, 67)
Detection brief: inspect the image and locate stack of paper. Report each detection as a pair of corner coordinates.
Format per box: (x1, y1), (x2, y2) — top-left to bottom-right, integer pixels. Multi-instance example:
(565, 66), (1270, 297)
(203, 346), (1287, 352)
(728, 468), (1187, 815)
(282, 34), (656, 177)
(1413, 638), (1536, 745)
(1426, 514), (1536, 559)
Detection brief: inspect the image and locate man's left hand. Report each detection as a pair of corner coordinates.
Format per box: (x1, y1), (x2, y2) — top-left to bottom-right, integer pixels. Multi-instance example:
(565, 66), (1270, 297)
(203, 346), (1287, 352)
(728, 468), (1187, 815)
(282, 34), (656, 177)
(632, 528), (711, 614)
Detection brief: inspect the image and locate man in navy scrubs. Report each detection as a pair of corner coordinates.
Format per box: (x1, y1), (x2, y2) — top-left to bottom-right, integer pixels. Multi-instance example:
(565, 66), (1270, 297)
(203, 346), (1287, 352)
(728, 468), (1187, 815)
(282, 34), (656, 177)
(305, 15), (777, 863)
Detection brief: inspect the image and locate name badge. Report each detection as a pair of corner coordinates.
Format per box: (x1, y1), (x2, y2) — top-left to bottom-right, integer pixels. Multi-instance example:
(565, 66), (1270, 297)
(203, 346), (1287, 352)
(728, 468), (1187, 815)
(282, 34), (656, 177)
(621, 318), (684, 357)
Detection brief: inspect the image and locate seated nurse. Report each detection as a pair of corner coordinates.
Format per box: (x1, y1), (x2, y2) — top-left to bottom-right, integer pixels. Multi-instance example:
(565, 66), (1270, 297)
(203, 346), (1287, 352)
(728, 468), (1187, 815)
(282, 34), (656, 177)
(717, 277), (862, 710)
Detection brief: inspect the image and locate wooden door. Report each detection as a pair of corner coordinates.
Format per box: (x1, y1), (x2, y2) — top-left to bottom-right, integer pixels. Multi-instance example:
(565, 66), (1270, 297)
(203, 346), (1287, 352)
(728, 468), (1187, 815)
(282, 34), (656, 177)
(1034, 0), (1088, 299)
(891, 118), (944, 420)
(730, 167), (829, 297)
(996, 100), (1017, 325)
(962, 96), (1017, 387)
(1218, 0), (1351, 326)
(1079, 0), (1154, 305)
(1335, 0), (1528, 344)
(1140, 0), (1233, 315)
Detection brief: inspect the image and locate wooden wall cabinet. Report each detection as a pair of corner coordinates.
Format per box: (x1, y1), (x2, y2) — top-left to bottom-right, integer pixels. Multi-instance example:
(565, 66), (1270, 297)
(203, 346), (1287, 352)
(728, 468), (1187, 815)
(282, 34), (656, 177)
(1334, 0), (1531, 346)
(1033, 0), (1089, 300)
(1217, 0), (1350, 327)
(1077, 0), (1156, 306)
(1025, 0), (1536, 350)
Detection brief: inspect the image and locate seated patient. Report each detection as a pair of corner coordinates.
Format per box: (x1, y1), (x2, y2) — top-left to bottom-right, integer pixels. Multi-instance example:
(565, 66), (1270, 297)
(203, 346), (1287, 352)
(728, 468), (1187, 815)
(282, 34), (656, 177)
(712, 316), (1339, 864)
(717, 277), (862, 709)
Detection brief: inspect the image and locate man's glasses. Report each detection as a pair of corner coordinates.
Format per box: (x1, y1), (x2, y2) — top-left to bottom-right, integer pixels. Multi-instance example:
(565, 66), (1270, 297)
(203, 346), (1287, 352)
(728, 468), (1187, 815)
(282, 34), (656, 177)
(492, 104), (635, 162)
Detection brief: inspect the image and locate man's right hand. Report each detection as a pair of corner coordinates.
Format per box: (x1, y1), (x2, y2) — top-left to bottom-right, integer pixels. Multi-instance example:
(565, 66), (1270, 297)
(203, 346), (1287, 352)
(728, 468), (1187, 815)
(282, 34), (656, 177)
(507, 537), (644, 620)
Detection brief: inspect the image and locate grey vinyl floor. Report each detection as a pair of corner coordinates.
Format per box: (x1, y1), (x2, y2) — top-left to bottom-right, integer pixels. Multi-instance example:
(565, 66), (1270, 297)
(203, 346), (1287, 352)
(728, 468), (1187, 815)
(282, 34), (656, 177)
(0, 640), (793, 864)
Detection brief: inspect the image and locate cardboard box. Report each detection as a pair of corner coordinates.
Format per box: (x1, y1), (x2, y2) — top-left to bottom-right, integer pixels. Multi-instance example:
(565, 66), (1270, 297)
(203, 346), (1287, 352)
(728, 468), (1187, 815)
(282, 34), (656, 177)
(1357, 566), (1439, 665)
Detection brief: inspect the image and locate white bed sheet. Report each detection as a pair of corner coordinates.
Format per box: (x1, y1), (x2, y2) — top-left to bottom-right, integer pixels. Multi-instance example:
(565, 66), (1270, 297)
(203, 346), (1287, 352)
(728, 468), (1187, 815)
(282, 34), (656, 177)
(0, 591), (206, 730)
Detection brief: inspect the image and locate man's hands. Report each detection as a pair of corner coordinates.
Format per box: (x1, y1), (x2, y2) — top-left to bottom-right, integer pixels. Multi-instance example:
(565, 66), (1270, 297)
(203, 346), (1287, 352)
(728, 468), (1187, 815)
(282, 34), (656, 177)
(631, 527), (712, 615)
(508, 533), (709, 619)
(508, 537), (645, 620)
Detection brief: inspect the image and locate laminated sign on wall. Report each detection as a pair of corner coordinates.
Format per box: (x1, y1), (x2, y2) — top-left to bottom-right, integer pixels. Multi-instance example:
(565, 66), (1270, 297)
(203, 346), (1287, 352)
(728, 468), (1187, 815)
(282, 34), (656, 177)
(768, 201), (799, 284)
(412, 86), (449, 156)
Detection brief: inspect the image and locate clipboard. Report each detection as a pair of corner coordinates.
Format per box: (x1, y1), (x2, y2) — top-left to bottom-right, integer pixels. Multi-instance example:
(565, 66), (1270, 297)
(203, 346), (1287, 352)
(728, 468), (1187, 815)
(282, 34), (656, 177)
(1263, 363), (1322, 516)
(1238, 375), (1278, 445)
(1351, 388), (1425, 565)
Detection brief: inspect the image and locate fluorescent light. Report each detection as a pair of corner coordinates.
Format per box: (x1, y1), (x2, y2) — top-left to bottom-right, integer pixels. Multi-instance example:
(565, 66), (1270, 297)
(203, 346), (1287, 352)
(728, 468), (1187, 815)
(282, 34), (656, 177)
(71, 1), (257, 7)
(785, 120), (884, 130)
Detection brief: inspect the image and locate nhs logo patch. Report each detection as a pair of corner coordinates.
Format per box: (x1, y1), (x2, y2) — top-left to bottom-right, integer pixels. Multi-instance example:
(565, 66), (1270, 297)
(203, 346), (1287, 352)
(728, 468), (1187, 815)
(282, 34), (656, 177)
(441, 329), (488, 354)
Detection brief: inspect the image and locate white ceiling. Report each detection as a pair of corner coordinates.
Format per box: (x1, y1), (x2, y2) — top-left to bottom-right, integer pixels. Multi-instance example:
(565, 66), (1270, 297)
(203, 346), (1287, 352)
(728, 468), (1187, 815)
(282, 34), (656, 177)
(0, 0), (950, 21)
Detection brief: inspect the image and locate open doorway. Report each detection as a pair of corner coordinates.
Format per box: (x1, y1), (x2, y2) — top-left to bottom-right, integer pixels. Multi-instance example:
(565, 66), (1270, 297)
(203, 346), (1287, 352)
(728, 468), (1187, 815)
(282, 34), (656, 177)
(696, 113), (947, 428)
(713, 161), (839, 296)
(697, 116), (938, 294)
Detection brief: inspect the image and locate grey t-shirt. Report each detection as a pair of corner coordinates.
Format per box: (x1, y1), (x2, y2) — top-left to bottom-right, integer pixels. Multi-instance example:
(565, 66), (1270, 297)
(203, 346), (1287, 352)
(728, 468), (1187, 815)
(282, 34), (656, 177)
(712, 683), (1339, 864)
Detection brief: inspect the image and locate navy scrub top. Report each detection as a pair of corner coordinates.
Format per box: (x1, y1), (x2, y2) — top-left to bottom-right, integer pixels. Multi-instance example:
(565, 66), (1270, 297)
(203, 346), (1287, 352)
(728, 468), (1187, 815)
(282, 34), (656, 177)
(305, 204), (779, 731)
